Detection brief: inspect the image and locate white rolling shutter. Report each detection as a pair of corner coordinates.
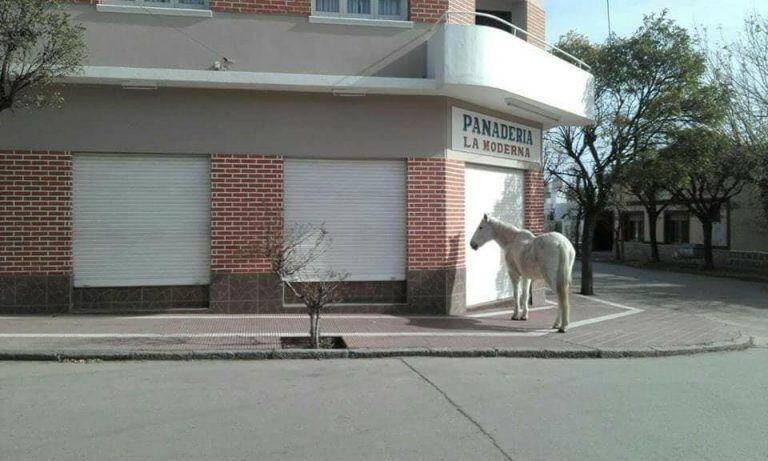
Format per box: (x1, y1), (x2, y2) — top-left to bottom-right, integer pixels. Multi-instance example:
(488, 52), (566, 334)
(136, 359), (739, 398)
(284, 159), (406, 281)
(465, 164), (525, 306)
(73, 153), (211, 287)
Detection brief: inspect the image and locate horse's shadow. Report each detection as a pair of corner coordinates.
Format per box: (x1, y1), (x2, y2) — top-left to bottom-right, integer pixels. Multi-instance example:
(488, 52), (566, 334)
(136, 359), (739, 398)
(404, 315), (548, 333)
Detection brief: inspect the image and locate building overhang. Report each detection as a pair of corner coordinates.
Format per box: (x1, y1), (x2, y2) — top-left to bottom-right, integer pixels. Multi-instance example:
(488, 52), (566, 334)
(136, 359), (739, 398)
(65, 22), (595, 130)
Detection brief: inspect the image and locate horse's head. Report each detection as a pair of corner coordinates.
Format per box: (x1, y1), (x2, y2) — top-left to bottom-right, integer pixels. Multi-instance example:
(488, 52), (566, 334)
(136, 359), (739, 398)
(469, 214), (494, 251)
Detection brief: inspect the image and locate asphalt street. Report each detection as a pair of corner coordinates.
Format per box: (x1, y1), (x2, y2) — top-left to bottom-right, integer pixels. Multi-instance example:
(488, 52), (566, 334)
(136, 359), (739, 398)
(1, 349), (767, 461)
(582, 262), (768, 344)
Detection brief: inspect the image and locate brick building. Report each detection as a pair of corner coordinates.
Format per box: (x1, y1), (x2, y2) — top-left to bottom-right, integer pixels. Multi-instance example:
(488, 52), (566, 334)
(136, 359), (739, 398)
(0, 0), (594, 314)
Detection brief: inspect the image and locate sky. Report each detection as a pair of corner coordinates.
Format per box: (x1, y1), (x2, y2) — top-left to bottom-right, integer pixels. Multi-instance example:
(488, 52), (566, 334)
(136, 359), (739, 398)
(545, 0), (767, 45)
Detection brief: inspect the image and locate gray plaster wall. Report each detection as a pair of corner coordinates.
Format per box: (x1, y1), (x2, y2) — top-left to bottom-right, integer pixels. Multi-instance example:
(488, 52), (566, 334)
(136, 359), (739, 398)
(0, 85), (448, 157)
(67, 4), (429, 77)
(730, 186), (768, 253)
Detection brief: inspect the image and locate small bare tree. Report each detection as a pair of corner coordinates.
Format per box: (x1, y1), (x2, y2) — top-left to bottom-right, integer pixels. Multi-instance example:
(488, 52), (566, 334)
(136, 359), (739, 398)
(256, 224), (348, 349)
(1, 0), (86, 115)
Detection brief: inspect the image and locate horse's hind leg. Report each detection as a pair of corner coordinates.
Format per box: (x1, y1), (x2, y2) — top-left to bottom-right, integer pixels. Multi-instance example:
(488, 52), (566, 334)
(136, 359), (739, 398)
(559, 288), (570, 333)
(543, 273), (561, 330)
(508, 270), (522, 320)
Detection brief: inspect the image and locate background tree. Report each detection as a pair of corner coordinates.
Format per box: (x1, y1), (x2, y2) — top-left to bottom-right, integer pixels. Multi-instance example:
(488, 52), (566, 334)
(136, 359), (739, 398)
(0, 0), (86, 114)
(618, 152), (681, 262)
(547, 13), (724, 295)
(705, 12), (768, 220)
(663, 128), (757, 269)
(255, 224), (348, 349)
(607, 181), (629, 261)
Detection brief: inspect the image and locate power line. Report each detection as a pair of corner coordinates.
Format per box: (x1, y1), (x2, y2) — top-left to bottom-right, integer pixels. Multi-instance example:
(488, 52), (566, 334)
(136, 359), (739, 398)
(134, 3), (231, 63)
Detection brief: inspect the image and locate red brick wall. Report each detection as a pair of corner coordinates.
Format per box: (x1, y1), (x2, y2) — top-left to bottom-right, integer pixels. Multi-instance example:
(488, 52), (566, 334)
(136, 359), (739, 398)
(210, 154), (283, 274)
(410, 0), (475, 24)
(0, 151), (72, 275)
(76, 0), (482, 22)
(407, 158), (465, 270)
(526, 2), (546, 48)
(209, 0), (310, 15)
(71, 0), (310, 16)
(523, 169), (545, 234)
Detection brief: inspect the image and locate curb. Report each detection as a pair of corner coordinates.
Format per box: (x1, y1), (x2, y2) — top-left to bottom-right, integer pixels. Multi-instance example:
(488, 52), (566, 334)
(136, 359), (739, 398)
(0, 336), (753, 362)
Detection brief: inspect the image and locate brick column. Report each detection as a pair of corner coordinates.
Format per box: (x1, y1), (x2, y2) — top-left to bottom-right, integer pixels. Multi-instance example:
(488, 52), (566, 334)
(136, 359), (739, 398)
(0, 151), (72, 314)
(526, 0), (546, 48)
(523, 169), (545, 234)
(410, 0), (476, 24)
(523, 168), (547, 305)
(406, 158), (466, 315)
(209, 154), (284, 313)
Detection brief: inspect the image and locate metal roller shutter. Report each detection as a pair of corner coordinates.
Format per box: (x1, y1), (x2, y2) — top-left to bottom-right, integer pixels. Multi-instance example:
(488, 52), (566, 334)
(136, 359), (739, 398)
(73, 153), (211, 287)
(465, 164), (525, 306)
(284, 159), (406, 281)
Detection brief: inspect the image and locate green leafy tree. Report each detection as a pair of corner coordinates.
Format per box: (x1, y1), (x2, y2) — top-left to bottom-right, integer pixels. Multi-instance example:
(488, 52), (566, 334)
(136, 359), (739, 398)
(618, 152), (682, 262)
(0, 0), (86, 114)
(547, 12), (724, 295)
(663, 128), (757, 269)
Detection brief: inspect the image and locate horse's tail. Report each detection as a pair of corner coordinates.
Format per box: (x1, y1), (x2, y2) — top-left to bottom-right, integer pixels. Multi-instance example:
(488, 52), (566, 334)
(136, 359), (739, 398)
(556, 242), (571, 309)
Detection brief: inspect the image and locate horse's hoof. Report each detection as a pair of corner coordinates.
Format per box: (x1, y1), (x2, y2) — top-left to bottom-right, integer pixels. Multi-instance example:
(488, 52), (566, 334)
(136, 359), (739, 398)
(521, 315), (528, 321)
(557, 328), (566, 333)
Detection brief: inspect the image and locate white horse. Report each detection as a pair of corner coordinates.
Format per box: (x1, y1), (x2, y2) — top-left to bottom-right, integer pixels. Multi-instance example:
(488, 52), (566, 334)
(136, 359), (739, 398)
(469, 214), (576, 332)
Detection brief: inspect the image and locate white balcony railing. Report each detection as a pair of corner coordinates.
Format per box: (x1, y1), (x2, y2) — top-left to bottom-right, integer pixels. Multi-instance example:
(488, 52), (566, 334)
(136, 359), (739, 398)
(427, 18), (595, 126)
(440, 11), (591, 71)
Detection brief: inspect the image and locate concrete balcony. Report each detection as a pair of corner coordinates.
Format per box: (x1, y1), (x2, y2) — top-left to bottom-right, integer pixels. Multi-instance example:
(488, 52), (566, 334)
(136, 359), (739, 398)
(427, 23), (594, 127)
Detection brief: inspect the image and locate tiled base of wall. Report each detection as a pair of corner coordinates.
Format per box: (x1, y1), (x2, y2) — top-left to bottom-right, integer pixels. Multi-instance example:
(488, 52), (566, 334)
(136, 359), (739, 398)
(284, 281), (407, 305)
(728, 251), (768, 268)
(73, 285), (209, 312)
(209, 272), (283, 314)
(407, 268), (466, 315)
(621, 242), (760, 268)
(0, 275), (71, 314)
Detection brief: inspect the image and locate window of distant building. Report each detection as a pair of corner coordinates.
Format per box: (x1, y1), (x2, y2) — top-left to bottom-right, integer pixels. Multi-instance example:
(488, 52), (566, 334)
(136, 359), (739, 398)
(622, 211), (644, 242)
(664, 211), (690, 244)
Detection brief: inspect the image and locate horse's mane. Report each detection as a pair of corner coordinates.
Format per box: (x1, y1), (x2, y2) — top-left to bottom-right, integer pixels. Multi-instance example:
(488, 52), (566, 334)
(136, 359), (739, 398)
(488, 216), (519, 233)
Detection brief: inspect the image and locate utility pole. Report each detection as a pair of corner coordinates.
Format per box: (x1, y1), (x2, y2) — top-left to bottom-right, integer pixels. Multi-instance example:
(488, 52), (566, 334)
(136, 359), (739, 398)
(606, 0), (613, 36)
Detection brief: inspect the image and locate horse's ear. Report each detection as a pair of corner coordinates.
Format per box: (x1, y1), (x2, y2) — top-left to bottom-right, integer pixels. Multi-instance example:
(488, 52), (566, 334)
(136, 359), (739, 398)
(483, 213), (488, 221)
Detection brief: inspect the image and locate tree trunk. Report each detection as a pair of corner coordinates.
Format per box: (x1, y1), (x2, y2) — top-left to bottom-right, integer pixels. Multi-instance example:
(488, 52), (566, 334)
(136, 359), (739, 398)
(613, 215), (623, 261)
(648, 211), (660, 263)
(702, 219), (714, 270)
(580, 212), (597, 296)
(310, 308), (321, 349)
(308, 311), (317, 349)
(573, 209), (583, 257)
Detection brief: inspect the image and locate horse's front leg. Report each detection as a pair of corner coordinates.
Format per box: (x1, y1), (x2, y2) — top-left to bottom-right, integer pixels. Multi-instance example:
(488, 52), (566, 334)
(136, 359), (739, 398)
(520, 278), (531, 320)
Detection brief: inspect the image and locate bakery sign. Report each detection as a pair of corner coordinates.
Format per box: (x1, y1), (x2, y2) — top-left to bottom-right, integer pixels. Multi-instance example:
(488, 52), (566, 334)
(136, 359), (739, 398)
(451, 107), (541, 164)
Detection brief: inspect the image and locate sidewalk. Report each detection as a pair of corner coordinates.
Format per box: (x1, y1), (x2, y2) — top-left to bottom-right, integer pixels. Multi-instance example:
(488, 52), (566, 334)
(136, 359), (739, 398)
(0, 292), (751, 360)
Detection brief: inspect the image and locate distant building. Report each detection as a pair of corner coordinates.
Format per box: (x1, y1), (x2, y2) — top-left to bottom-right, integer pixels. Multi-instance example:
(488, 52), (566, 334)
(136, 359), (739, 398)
(615, 185), (768, 268)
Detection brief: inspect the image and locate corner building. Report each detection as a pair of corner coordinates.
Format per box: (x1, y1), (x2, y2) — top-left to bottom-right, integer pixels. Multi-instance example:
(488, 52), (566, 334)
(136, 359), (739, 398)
(0, 0), (594, 314)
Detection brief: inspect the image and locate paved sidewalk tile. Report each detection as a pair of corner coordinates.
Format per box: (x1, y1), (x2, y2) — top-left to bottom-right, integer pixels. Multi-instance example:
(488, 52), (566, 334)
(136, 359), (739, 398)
(0, 290), (746, 358)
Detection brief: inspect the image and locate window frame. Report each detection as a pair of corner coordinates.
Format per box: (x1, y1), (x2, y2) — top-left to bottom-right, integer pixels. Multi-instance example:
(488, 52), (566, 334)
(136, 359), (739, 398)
(622, 211), (645, 242)
(312, 0), (408, 21)
(664, 210), (690, 244)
